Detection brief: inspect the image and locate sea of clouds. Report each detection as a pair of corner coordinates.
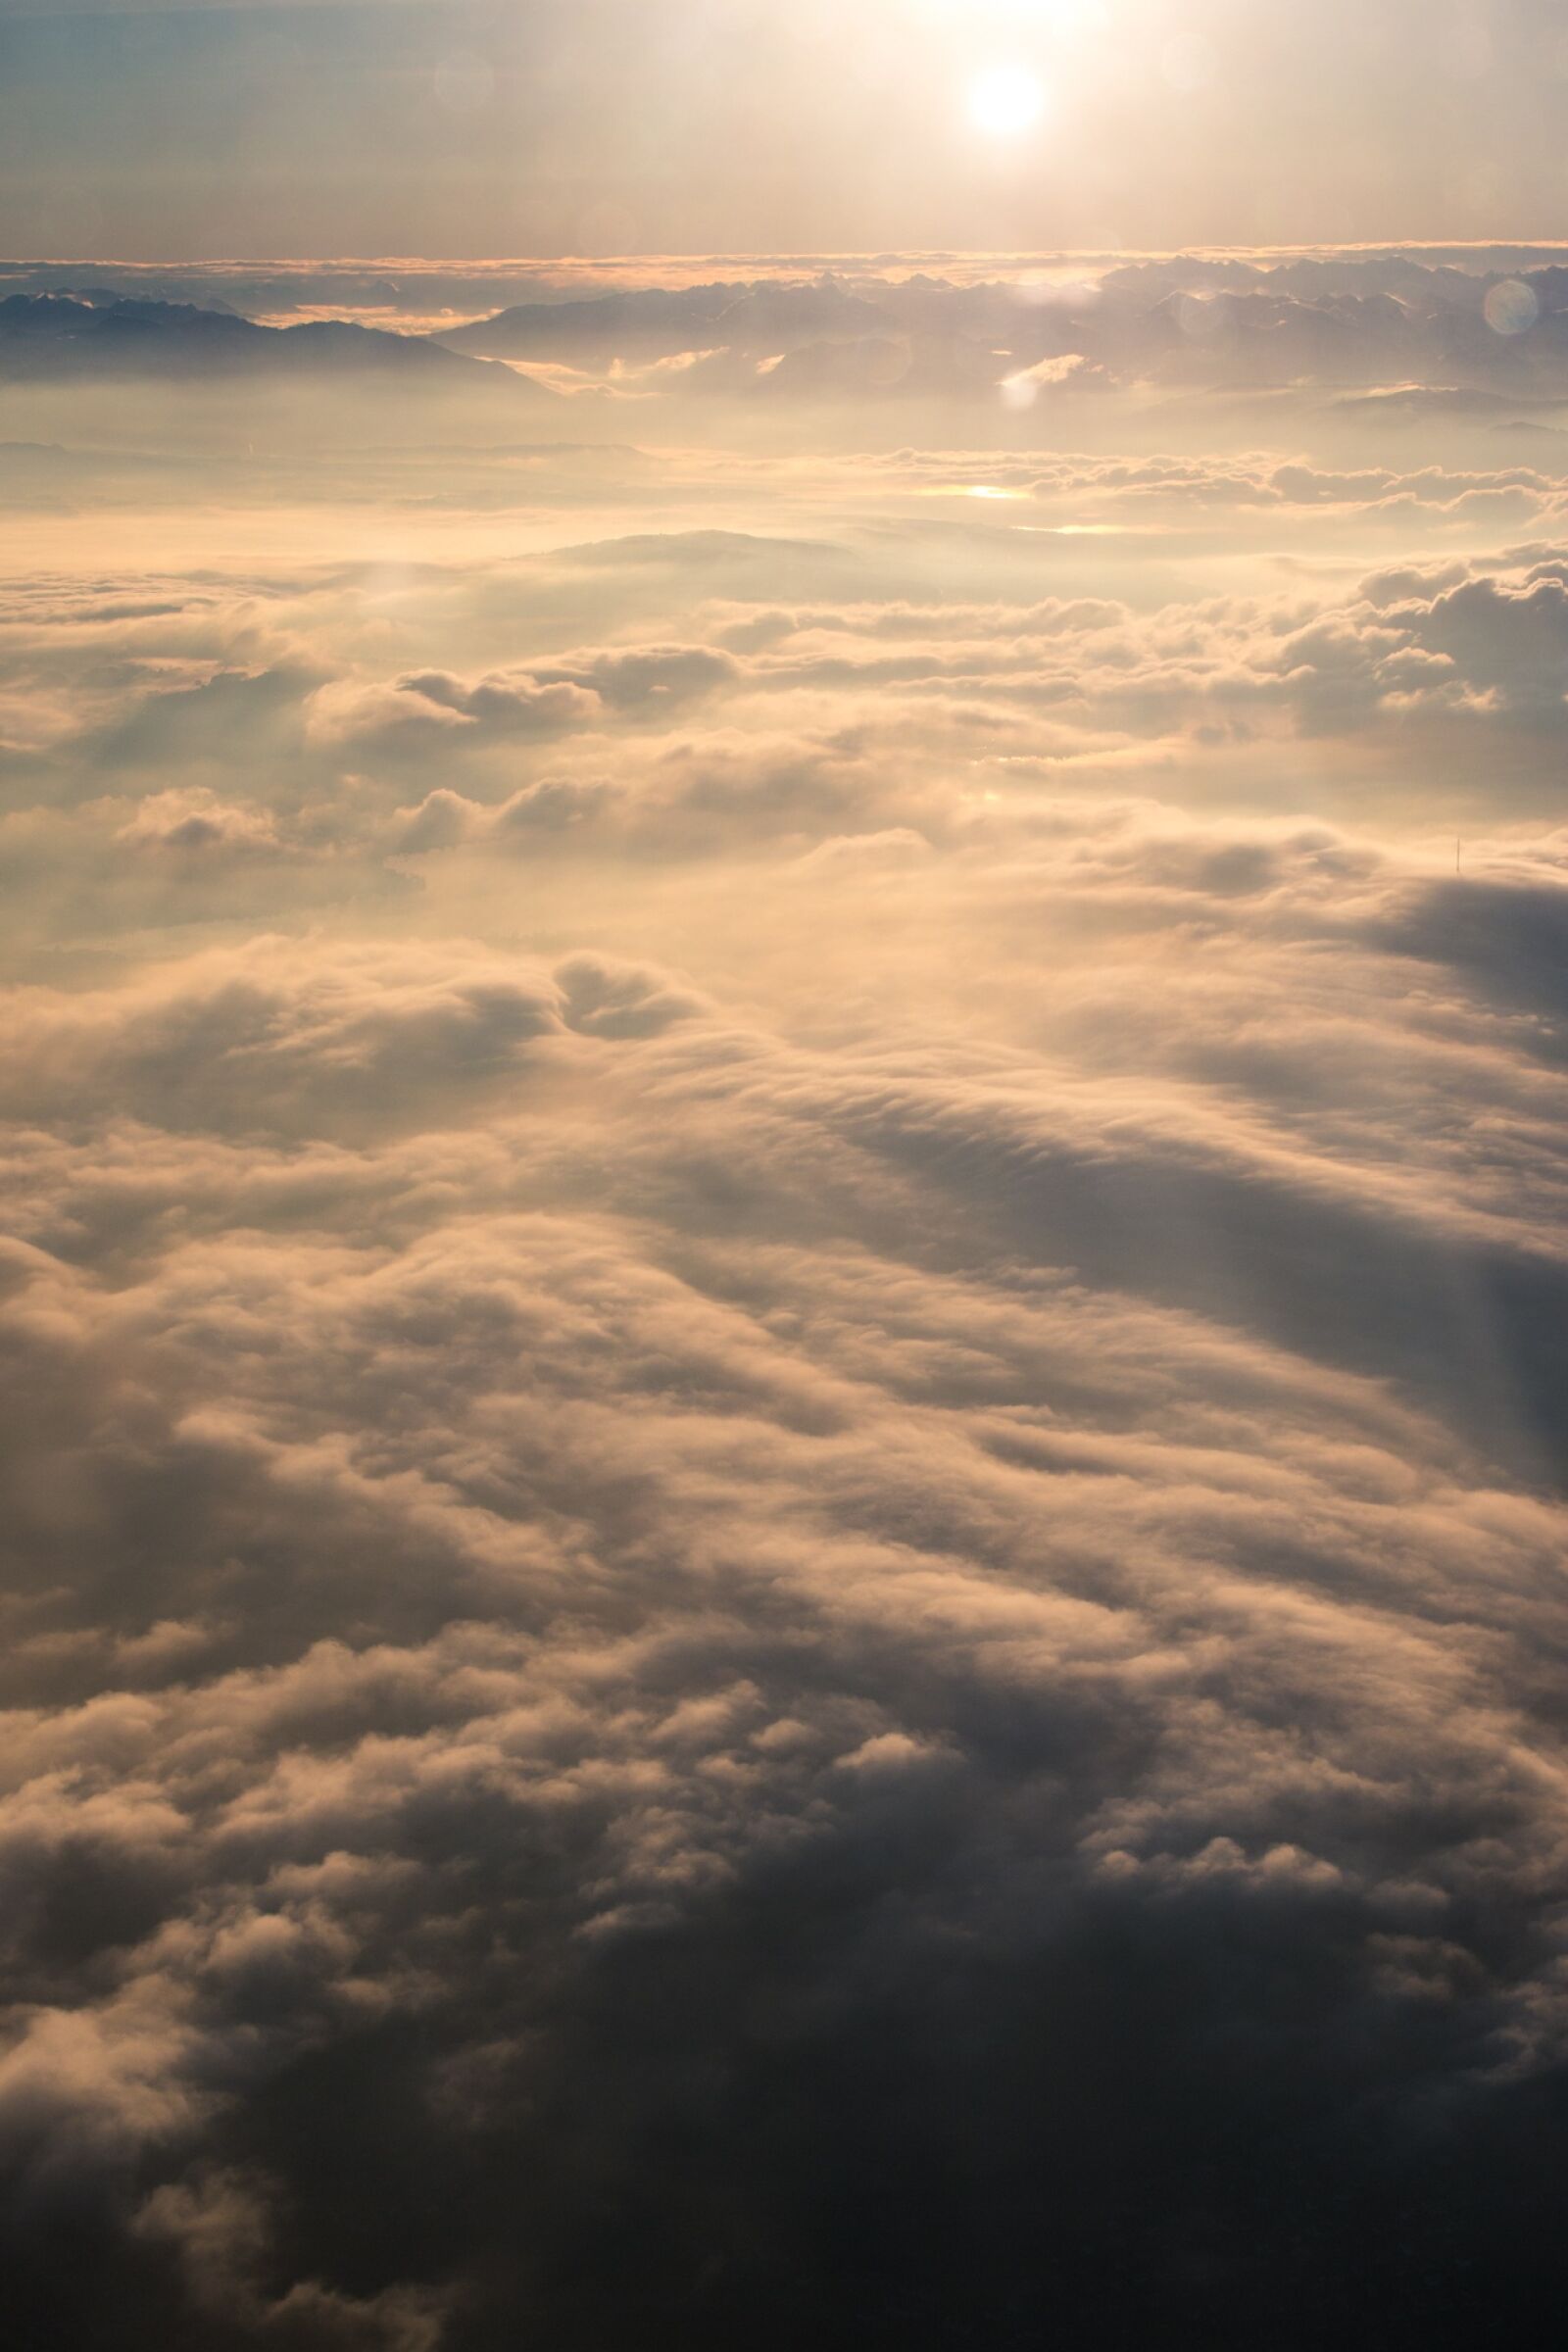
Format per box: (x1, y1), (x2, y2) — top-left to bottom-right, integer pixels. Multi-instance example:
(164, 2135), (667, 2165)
(4, 254), (1568, 2347)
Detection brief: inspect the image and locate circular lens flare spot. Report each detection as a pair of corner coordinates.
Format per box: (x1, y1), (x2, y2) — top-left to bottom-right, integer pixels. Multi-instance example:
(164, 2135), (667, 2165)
(968, 64), (1046, 138)
(1484, 279), (1540, 336)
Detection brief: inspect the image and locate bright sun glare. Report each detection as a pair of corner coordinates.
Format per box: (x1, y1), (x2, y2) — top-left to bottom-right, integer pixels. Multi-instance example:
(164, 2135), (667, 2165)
(967, 63), (1046, 138)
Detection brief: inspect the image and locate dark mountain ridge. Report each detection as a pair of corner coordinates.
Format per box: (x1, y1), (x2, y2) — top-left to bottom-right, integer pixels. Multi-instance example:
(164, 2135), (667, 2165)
(0, 295), (545, 397)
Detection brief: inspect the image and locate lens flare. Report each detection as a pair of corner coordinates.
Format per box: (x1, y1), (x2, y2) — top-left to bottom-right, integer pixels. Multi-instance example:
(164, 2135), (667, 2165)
(1484, 278), (1540, 336)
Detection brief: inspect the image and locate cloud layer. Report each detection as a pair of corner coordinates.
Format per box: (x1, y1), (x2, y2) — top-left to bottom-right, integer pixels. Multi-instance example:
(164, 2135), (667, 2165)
(4, 257), (1568, 2348)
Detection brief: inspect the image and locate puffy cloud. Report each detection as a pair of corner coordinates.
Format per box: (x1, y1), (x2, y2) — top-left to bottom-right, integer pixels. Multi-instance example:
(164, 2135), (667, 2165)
(118, 789), (283, 857)
(305, 670), (601, 751)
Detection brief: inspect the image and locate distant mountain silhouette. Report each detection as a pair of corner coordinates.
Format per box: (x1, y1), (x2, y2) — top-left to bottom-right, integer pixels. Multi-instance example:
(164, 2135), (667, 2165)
(14, 265), (1568, 409)
(431, 261), (1568, 399)
(0, 295), (549, 397)
(440, 279), (891, 361)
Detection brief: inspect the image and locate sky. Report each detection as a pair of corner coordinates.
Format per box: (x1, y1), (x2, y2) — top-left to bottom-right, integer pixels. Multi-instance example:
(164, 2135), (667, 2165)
(7, 11), (1568, 2352)
(5, 0), (1568, 255)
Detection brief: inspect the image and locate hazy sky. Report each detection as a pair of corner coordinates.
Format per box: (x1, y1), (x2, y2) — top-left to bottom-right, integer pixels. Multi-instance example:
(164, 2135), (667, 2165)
(5, 0), (1568, 257)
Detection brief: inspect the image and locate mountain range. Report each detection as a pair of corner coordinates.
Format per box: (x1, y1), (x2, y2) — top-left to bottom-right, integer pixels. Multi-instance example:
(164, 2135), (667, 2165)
(10, 259), (1568, 408)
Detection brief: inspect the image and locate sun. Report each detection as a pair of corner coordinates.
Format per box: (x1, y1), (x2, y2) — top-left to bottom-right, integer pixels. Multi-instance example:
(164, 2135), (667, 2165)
(967, 63), (1047, 138)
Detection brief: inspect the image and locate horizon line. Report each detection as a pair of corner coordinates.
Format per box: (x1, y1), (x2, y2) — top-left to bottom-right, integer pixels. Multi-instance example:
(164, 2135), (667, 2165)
(10, 240), (1568, 273)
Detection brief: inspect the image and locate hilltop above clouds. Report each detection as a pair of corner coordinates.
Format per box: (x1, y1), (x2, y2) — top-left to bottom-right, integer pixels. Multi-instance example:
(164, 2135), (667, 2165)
(0, 292), (545, 402)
